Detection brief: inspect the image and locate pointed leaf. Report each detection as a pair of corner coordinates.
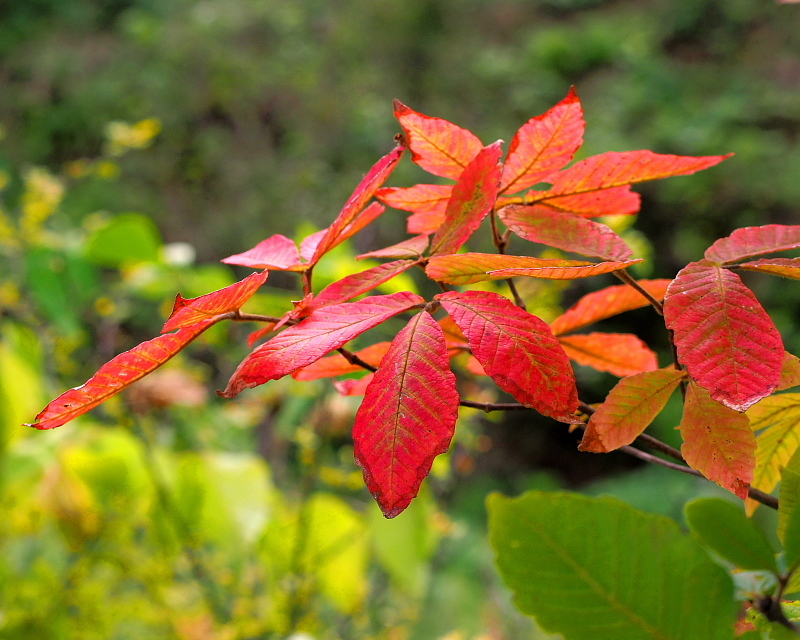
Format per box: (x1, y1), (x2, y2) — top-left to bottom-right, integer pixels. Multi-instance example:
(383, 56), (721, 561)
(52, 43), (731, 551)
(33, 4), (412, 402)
(353, 311), (459, 518)
(162, 271), (268, 333)
(526, 186), (641, 217)
(738, 258), (800, 280)
(310, 145), (403, 264)
(779, 352), (800, 391)
(437, 290), (578, 421)
(780, 448), (800, 562)
(221, 234), (303, 271)
(559, 332), (658, 378)
(498, 204), (634, 261)
(685, 498), (778, 572)
(579, 368), (684, 452)
(334, 374), (373, 396)
(306, 260), (417, 311)
(429, 142), (503, 256)
(407, 210), (447, 235)
(28, 319), (217, 430)
(299, 229), (328, 262)
(292, 342), (391, 381)
(357, 236), (429, 260)
(550, 279), (671, 336)
(704, 225), (800, 264)
(247, 322), (276, 348)
(489, 260), (641, 281)
(489, 492), (736, 640)
(500, 87), (585, 194)
(664, 261), (783, 412)
(219, 292), (424, 398)
(394, 101), (483, 180)
(376, 184), (451, 216)
(680, 381), (756, 499)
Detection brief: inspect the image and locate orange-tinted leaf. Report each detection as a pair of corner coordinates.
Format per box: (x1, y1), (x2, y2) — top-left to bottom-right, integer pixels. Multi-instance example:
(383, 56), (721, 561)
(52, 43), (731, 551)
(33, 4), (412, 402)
(704, 225), (800, 264)
(394, 101), (483, 180)
(353, 311), (459, 517)
(357, 235), (429, 260)
(437, 290), (579, 422)
(558, 333), (658, 377)
(500, 87), (584, 194)
(247, 323), (276, 348)
(408, 210), (445, 235)
(334, 374), (373, 396)
(528, 186), (641, 218)
(489, 260), (641, 281)
(219, 292), (424, 398)
(664, 261), (783, 412)
(306, 260), (417, 311)
(779, 352), (800, 391)
(162, 271), (268, 333)
(549, 280), (671, 336)
(221, 234), (304, 271)
(292, 342), (391, 381)
(310, 144), (403, 264)
(377, 184), (451, 215)
(429, 142), (504, 256)
(579, 368), (685, 452)
(680, 381), (755, 499)
(28, 319), (217, 430)
(737, 257), (800, 279)
(438, 315), (469, 349)
(498, 204), (634, 261)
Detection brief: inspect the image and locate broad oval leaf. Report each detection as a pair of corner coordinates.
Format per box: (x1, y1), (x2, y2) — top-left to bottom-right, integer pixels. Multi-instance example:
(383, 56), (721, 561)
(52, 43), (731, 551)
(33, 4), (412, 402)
(437, 290), (578, 422)
(353, 312), (459, 518)
(162, 270), (268, 333)
(292, 342), (391, 381)
(220, 292), (424, 398)
(559, 332), (658, 378)
(429, 141), (503, 256)
(664, 261), (783, 412)
(305, 260), (417, 311)
(222, 234), (303, 271)
(579, 368), (684, 453)
(779, 448), (800, 564)
(28, 319), (217, 430)
(500, 87), (584, 194)
(549, 279), (671, 336)
(498, 204), (634, 261)
(529, 185), (641, 217)
(680, 381), (756, 499)
(357, 235), (429, 260)
(704, 225), (800, 264)
(393, 101), (483, 180)
(737, 257), (800, 280)
(488, 491), (735, 640)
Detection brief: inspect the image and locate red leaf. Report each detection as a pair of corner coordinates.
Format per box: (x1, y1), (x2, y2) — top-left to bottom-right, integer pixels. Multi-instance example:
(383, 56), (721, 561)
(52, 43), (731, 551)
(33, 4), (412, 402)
(737, 257), (800, 280)
(500, 87), (585, 194)
(221, 235), (303, 271)
(219, 292), (424, 398)
(247, 323), (276, 348)
(664, 261), (783, 411)
(375, 184), (452, 234)
(429, 142), (504, 256)
(558, 333), (658, 377)
(394, 101), (483, 180)
(426, 253), (639, 285)
(334, 374), (374, 396)
(498, 204), (634, 261)
(549, 280), (671, 336)
(680, 381), (756, 499)
(357, 235), (429, 260)
(162, 271), (268, 333)
(525, 186), (641, 218)
(28, 320), (217, 430)
(299, 229), (328, 262)
(310, 145), (403, 264)
(353, 311), (459, 517)
(436, 290), (579, 422)
(579, 368), (685, 452)
(292, 342), (391, 381)
(305, 260), (417, 311)
(704, 225), (800, 264)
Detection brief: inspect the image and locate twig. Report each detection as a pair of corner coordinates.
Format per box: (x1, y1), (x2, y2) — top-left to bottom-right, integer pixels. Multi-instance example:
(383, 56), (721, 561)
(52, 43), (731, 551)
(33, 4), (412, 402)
(459, 399), (532, 412)
(613, 269), (664, 316)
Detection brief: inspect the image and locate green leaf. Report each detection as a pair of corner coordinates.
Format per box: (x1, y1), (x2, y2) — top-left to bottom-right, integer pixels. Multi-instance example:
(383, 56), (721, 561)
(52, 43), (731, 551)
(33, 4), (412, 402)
(685, 498), (778, 573)
(85, 212), (162, 267)
(780, 448), (800, 569)
(488, 491), (735, 640)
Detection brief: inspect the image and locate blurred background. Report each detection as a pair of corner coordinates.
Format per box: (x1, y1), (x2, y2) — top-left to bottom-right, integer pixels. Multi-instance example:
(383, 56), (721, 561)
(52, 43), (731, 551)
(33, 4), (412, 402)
(1, 0), (799, 638)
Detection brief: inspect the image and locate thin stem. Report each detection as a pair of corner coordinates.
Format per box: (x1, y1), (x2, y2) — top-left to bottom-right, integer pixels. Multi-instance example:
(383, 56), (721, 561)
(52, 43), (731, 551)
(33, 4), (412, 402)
(613, 268), (664, 316)
(337, 347), (377, 373)
(231, 312), (284, 324)
(459, 399), (532, 412)
(489, 209), (527, 309)
(301, 266), (314, 297)
(618, 445), (704, 477)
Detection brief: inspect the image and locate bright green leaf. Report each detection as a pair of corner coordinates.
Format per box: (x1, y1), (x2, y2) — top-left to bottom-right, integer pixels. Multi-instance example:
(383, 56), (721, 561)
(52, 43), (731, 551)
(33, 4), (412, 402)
(780, 448), (800, 569)
(86, 212), (162, 267)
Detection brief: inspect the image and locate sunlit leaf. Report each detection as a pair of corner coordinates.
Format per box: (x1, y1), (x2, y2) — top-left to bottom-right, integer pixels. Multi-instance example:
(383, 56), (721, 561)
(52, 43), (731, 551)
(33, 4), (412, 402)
(525, 185), (641, 217)
(334, 374), (373, 396)
(221, 234), (304, 271)
(559, 332), (658, 377)
(664, 260), (783, 412)
(579, 368), (684, 452)
(292, 342), (391, 381)
(394, 101), (483, 180)
(305, 260), (417, 311)
(737, 258), (800, 280)
(376, 183), (452, 232)
(299, 229), (328, 262)
(357, 235), (429, 260)
(488, 260), (641, 281)
(353, 312), (459, 518)
(437, 290), (578, 422)
(779, 352), (800, 391)
(680, 381), (755, 499)
(704, 225), (800, 264)
(779, 448), (800, 562)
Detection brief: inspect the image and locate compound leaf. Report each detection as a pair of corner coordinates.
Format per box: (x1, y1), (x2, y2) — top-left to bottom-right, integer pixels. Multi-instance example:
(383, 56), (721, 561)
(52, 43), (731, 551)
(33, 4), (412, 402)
(704, 225), (800, 264)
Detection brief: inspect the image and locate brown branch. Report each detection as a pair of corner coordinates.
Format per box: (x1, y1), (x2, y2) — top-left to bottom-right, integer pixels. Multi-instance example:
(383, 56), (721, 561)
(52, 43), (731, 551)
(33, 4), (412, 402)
(613, 268), (664, 316)
(337, 347), (377, 373)
(459, 399), (532, 412)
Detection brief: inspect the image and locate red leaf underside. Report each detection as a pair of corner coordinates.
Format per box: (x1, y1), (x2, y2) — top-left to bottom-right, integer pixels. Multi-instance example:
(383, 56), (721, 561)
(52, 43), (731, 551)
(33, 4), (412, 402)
(292, 342), (391, 381)
(353, 311), (459, 518)
(221, 235), (303, 271)
(558, 333), (658, 377)
(357, 235), (429, 260)
(704, 224), (800, 264)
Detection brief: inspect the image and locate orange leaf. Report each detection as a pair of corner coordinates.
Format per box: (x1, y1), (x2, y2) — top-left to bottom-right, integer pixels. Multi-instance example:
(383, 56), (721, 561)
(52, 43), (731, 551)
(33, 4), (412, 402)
(737, 258), (800, 280)
(558, 333), (658, 377)
(357, 235), (429, 260)
(292, 342), (391, 381)
(528, 186), (641, 218)
(778, 352), (800, 391)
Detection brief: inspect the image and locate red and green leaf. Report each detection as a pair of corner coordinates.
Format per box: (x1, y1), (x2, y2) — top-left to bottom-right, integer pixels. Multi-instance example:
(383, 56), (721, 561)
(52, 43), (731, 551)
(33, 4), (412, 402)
(579, 368), (685, 452)
(558, 333), (658, 377)
(221, 234), (304, 271)
(28, 319), (218, 430)
(680, 381), (755, 499)
(219, 292), (424, 398)
(357, 235), (429, 260)
(500, 87), (584, 194)
(704, 224), (800, 264)
(162, 270), (268, 333)
(292, 342), (391, 381)
(353, 311), (459, 518)
(436, 290), (579, 422)
(429, 142), (504, 256)
(737, 257), (800, 280)
(778, 352), (800, 391)
(498, 204), (634, 261)
(664, 260), (783, 412)
(394, 101), (483, 180)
